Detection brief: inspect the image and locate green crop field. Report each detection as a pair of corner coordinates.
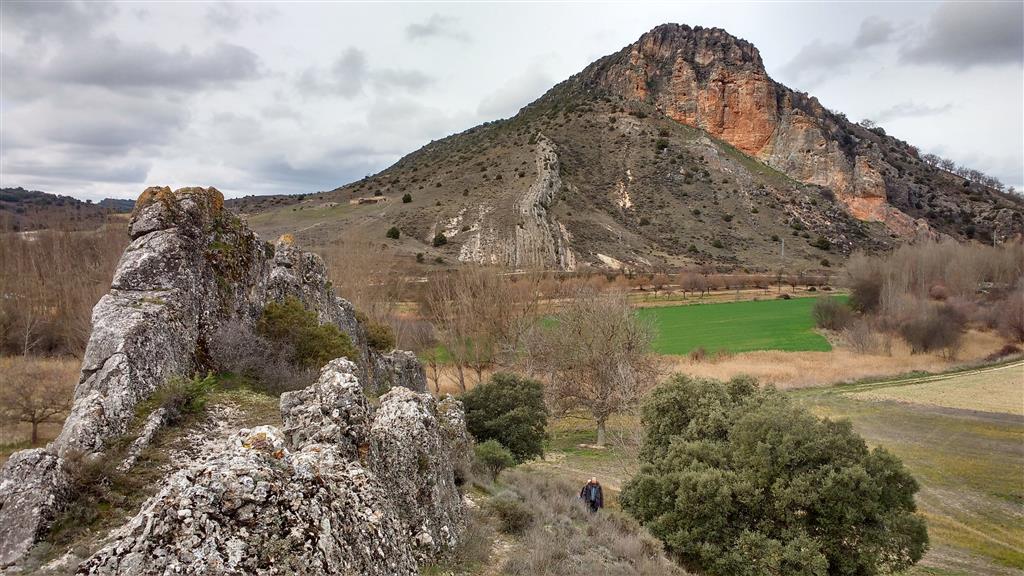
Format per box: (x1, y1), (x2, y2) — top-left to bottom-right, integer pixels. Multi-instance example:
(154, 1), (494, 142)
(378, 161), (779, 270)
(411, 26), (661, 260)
(638, 296), (833, 355)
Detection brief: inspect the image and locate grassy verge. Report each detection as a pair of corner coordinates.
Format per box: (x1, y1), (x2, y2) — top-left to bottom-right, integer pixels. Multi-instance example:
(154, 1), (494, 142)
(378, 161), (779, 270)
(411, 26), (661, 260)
(792, 367), (1024, 574)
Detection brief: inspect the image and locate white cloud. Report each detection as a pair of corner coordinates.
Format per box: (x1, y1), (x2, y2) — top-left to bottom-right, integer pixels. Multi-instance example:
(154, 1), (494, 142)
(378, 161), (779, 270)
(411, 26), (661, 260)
(0, 2), (1019, 200)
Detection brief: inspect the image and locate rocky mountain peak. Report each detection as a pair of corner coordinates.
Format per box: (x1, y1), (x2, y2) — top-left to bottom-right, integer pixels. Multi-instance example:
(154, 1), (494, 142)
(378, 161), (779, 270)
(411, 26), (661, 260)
(573, 24), (1022, 241)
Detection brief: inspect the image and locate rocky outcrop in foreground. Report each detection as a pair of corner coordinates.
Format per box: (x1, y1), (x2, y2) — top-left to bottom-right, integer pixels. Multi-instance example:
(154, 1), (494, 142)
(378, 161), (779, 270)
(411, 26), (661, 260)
(0, 187), (427, 567)
(79, 359), (469, 575)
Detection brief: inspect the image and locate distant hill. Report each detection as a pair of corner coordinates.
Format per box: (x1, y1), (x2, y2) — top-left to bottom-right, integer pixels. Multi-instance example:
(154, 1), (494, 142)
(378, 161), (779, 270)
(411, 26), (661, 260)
(0, 187), (133, 232)
(234, 24), (1022, 272)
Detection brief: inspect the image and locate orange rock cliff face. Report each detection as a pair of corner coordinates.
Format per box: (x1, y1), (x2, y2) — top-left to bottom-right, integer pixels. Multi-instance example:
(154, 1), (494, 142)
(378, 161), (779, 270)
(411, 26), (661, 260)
(581, 24), (937, 237)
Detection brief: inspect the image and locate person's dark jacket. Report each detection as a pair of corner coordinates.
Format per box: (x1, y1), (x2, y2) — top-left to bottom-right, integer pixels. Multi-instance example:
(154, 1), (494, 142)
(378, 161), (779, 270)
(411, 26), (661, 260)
(580, 481), (603, 510)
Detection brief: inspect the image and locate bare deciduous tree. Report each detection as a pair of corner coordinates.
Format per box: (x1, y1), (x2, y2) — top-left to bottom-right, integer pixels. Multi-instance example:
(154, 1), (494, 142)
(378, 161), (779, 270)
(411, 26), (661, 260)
(0, 358), (76, 445)
(528, 289), (660, 446)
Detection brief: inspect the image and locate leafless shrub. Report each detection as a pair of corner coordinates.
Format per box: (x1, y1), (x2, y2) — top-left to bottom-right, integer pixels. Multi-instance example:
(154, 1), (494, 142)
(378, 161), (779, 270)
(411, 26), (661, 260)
(842, 318), (883, 355)
(998, 289), (1024, 343)
(986, 343), (1022, 361)
(897, 303), (966, 358)
(208, 320), (313, 394)
(688, 346), (707, 362)
(0, 226), (128, 356)
(812, 297), (853, 331)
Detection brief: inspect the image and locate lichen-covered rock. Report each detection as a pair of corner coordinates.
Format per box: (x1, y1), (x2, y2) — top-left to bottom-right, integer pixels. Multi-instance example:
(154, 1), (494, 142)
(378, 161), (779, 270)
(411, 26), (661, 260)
(369, 388), (468, 560)
(74, 360), (468, 575)
(279, 359), (369, 457)
(437, 396), (473, 484)
(368, 350), (428, 396)
(77, 428), (417, 576)
(0, 450), (68, 566)
(0, 186), (429, 567)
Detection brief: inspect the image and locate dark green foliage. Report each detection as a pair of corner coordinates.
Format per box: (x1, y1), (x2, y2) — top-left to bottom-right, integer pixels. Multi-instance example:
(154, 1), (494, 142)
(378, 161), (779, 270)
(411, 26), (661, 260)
(462, 373), (548, 462)
(432, 233), (448, 247)
(711, 239), (724, 249)
(416, 252), (425, 263)
(621, 375), (927, 576)
(258, 297), (358, 369)
(475, 440), (516, 481)
(364, 321), (396, 351)
(655, 138), (669, 152)
(812, 297), (853, 330)
(402, 193), (412, 203)
(811, 235), (832, 250)
(386, 226), (400, 239)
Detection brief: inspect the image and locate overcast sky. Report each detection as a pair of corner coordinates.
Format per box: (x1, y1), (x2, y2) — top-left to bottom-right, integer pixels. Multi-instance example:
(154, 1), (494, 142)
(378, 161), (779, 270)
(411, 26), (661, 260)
(2, 1), (1022, 201)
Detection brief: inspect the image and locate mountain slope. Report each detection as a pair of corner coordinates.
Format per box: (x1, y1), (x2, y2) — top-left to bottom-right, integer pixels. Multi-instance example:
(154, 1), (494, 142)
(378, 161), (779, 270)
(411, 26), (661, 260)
(235, 24), (1023, 272)
(0, 188), (132, 232)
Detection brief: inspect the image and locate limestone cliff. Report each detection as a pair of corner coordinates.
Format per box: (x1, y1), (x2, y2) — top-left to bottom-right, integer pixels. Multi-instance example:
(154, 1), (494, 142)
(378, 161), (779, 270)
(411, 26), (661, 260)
(577, 24), (1021, 241)
(0, 186), (428, 568)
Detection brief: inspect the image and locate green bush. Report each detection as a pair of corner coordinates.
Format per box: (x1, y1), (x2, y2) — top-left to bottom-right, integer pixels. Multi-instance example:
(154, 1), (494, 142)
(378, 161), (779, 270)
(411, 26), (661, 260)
(621, 375), (927, 576)
(149, 372), (218, 425)
(811, 235), (832, 250)
(485, 492), (534, 535)
(258, 297), (358, 369)
(402, 193), (412, 203)
(386, 226), (400, 239)
(462, 373), (548, 462)
(432, 233), (448, 247)
(474, 440), (516, 481)
(812, 296), (853, 330)
(364, 321), (395, 351)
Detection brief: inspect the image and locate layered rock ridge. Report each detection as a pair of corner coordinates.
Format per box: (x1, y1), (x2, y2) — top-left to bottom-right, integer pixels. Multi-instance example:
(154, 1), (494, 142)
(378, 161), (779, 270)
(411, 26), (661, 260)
(0, 186), (428, 567)
(579, 24), (1022, 241)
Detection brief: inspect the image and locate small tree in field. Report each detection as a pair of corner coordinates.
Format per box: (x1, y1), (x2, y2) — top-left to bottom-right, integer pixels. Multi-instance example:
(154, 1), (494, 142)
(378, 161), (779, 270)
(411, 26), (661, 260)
(528, 290), (659, 446)
(0, 358), (75, 445)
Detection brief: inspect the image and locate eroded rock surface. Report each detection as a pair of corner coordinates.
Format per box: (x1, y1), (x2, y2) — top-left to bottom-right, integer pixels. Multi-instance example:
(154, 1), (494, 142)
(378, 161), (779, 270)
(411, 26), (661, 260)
(369, 388), (471, 560)
(0, 186), (430, 567)
(77, 360), (467, 575)
(581, 24), (1023, 241)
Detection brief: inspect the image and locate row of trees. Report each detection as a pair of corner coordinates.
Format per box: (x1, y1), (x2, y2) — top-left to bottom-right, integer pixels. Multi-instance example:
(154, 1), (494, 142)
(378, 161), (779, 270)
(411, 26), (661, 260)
(0, 226), (127, 356)
(919, 152), (1014, 193)
(857, 118), (1014, 194)
(817, 240), (1024, 358)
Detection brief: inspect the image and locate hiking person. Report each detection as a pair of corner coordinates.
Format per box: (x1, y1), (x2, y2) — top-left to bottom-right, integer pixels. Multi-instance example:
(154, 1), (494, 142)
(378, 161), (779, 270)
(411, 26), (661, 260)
(579, 477), (603, 513)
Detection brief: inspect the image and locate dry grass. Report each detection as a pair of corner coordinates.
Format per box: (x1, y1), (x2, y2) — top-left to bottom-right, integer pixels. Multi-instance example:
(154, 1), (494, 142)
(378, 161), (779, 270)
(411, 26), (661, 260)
(666, 330), (1008, 389)
(849, 361), (1024, 416)
(493, 471), (686, 576)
